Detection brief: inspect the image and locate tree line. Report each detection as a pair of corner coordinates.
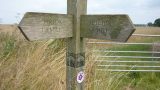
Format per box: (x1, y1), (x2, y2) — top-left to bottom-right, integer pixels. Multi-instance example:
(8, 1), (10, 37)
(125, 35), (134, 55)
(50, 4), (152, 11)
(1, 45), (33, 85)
(148, 18), (160, 27)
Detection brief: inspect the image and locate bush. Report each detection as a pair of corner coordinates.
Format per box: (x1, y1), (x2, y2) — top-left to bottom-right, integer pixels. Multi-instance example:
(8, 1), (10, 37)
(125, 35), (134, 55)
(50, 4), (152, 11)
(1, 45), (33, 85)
(154, 18), (160, 27)
(147, 22), (153, 26)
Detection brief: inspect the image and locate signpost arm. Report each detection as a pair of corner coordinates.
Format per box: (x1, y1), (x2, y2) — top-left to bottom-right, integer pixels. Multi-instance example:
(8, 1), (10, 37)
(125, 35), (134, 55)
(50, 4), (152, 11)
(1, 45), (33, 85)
(67, 0), (87, 90)
(18, 0), (135, 90)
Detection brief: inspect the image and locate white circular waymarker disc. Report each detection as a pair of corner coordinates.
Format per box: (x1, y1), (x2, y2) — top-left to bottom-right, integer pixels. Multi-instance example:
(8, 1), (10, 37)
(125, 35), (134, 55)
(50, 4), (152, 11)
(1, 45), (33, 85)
(77, 71), (85, 83)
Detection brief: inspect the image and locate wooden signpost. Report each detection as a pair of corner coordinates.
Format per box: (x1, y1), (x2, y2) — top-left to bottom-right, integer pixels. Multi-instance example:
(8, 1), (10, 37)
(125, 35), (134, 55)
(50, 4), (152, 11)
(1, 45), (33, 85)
(19, 12), (73, 40)
(81, 15), (135, 42)
(18, 0), (135, 90)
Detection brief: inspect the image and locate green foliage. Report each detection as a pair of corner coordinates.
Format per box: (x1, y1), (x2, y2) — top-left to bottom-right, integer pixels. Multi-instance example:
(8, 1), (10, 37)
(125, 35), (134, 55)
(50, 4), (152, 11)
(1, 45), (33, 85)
(0, 34), (16, 59)
(2, 38), (15, 57)
(147, 22), (153, 26)
(148, 18), (160, 27)
(154, 18), (160, 27)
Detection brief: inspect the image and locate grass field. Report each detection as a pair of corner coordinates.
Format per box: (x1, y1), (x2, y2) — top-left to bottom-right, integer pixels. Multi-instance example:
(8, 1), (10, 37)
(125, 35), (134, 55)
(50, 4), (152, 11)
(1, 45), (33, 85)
(0, 25), (160, 90)
(93, 27), (160, 90)
(0, 27), (97, 90)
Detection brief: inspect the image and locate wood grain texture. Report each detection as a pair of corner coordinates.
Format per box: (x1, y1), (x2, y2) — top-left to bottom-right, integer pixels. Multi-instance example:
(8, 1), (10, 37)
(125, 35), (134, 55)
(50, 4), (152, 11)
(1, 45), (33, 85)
(19, 12), (73, 41)
(152, 43), (160, 58)
(81, 15), (135, 42)
(66, 0), (87, 90)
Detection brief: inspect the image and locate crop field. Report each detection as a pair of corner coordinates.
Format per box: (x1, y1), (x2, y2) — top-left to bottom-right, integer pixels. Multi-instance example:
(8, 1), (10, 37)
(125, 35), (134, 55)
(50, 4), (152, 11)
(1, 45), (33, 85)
(0, 25), (160, 90)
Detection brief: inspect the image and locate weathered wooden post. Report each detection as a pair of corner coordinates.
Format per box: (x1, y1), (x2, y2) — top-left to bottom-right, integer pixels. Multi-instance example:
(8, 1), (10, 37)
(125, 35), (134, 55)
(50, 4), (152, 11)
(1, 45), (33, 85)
(66, 0), (87, 90)
(152, 43), (160, 60)
(18, 0), (135, 90)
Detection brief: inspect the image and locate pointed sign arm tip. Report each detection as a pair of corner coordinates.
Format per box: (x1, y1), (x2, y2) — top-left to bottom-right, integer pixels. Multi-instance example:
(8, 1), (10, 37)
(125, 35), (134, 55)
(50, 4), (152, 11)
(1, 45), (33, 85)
(18, 26), (31, 41)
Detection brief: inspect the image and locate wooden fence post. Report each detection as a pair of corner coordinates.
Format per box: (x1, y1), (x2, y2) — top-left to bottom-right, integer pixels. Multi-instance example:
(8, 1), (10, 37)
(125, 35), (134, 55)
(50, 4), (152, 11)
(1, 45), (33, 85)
(66, 0), (87, 90)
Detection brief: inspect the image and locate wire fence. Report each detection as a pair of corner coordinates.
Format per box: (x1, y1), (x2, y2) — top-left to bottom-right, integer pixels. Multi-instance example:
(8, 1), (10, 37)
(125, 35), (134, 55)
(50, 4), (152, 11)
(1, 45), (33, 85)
(93, 50), (160, 54)
(88, 42), (153, 45)
(88, 34), (160, 72)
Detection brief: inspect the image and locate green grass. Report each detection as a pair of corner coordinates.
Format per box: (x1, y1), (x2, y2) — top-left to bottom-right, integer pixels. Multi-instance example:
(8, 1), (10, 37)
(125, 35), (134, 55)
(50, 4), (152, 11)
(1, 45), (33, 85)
(94, 36), (160, 90)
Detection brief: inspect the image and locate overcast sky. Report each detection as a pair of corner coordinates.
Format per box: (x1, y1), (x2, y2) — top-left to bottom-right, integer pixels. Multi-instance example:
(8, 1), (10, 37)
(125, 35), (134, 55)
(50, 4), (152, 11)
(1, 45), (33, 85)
(0, 0), (160, 24)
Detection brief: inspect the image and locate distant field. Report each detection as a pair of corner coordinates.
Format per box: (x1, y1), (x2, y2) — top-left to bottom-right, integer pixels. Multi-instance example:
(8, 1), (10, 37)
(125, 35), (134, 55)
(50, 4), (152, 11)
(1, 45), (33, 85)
(0, 24), (17, 33)
(128, 27), (160, 43)
(135, 27), (160, 34)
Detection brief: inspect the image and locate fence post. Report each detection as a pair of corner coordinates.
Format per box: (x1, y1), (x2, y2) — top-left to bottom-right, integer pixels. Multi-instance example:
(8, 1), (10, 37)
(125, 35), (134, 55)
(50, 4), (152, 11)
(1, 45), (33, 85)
(66, 0), (87, 90)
